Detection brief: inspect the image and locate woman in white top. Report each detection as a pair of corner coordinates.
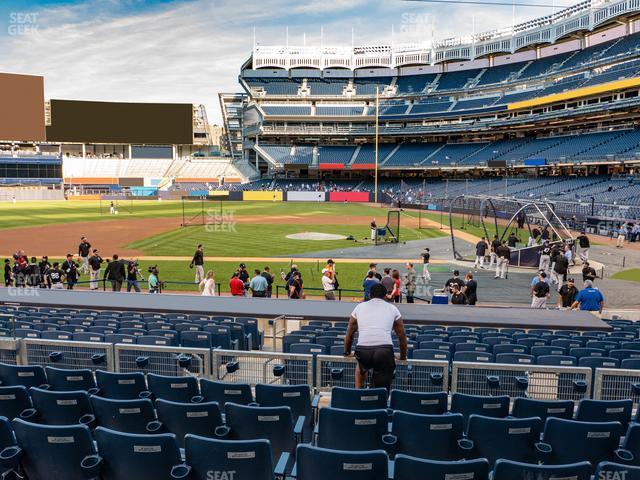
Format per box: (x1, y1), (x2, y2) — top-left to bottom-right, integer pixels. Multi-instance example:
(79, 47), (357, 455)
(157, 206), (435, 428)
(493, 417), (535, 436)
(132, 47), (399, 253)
(199, 270), (216, 296)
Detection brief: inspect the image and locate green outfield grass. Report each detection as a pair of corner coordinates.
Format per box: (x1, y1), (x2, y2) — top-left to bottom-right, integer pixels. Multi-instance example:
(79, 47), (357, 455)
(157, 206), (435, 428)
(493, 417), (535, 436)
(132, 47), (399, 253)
(127, 222), (445, 257)
(611, 269), (640, 283)
(0, 200), (390, 229)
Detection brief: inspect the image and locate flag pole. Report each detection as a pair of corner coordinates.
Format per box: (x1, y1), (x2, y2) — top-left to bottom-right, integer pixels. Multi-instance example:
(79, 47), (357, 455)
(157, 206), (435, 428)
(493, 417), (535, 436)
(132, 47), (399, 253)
(374, 86), (379, 204)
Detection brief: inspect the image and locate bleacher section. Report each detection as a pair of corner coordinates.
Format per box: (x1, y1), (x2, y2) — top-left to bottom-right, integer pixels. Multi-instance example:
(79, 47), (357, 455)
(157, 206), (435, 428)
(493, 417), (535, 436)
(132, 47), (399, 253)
(3, 302), (640, 479)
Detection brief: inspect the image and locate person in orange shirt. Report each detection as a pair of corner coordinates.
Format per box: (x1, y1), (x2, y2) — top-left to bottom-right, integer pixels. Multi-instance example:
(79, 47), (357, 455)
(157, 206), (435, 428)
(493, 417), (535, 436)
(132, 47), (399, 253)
(229, 272), (245, 297)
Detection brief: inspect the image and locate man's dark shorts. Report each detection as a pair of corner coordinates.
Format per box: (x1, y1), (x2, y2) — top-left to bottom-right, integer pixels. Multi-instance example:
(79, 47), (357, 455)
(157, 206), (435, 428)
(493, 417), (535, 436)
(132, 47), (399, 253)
(354, 345), (396, 390)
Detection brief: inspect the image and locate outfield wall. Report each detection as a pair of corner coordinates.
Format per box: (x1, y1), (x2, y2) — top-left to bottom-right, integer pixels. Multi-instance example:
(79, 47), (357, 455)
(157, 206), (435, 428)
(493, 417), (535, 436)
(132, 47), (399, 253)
(242, 191), (283, 201)
(286, 191), (326, 202)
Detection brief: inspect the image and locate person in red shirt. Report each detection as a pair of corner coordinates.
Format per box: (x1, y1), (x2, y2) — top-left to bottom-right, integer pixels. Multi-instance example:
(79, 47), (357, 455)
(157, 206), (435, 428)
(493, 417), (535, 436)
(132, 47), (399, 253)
(229, 272), (245, 297)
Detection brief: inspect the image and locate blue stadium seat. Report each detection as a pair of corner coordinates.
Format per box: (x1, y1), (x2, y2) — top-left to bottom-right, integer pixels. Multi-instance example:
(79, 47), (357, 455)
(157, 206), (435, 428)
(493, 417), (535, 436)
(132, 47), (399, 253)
(621, 423), (640, 466)
(622, 358), (640, 369)
(495, 353), (535, 365)
(594, 462), (640, 480)
(330, 387), (387, 410)
(29, 387), (94, 426)
(451, 393), (509, 428)
(73, 332), (105, 342)
(531, 346), (567, 357)
(95, 370), (150, 399)
(570, 347), (606, 359)
(419, 341), (452, 352)
(185, 436), (276, 480)
(540, 418), (627, 467)
(412, 349), (451, 361)
(455, 342), (490, 353)
(575, 399), (633, 426)
(579, 356), (620, 369)
(493, 459), (592, 480)
(492, 344), (528, 355)
(536, 355), (578, 366)
(0, 386), (33, 420)
(93, 427), (187, 480)
(203, 325), (234, 349)
(389, 390), (447, 415)
(0, 364), (47, 389)
(610, 349), (640, 362)
(235, 317), (261, 350)
(104, 333), (137, 344)
(316, 407), (390, 452)
(296, 444), (388, 480)
(146, 374), (202, 403)
(511, 398), (574, 422)
(44, 367), (98, 394)
(255, 384), (315, 443)
(223, 403), (300, 463)
(393, 455), (490, 480)
(199, 379), (253, 406)
(155, 399), (223, 448)
(391, 411), (466, 460)
(137, 336), (173, 346)
(466, 415), (543, 465)
(180, 331), (213, 349)
(90, 396), (159, 434)
(12, 418), (97, 480)
(453, 351), (494, 362)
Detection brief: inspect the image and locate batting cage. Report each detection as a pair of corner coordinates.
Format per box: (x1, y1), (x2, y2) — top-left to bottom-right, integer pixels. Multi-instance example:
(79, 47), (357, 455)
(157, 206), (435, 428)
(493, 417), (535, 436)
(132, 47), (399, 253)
(376, 210), (401, 245)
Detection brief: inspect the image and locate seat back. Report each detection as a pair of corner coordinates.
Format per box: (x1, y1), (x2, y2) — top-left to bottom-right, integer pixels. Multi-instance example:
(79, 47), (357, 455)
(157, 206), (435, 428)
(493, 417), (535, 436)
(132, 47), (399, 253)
(450, 393), (509, 428)
(0, 363), (47, 389)
(317, 407), (388, 451)
(29, 387), (92, 425)
(543, 418), (623, 466)
(13, 418), (96, 480)
(45, 367), (96, 392)
(493, 459), (592, 480)
(146, 374), (199, 403)
(155, 399), (223, 448)
(185, 435), (273, 480)
(95, 371), (148, 400)
(199, 379), (253, 407)
(0, 385), (31, 419)
(180, 331), (213, 349)
(90, 396), (156, 434)
(389, 390), (447, 415)
(394, 455), (489, 480)
(392, 411), (465, 460)
(453, 351), (494, 362)
(536, 355), (578, 366)
(224, 403), (296, 462)
(296, 444), (388, 480)
(575, 399), (632, 427)
(94, 427), (182, 480)
(255, 384), (312, 441)
(467, 415), (543, 465)
(511, 398), (574, 422)
(330, 387), (387, 410)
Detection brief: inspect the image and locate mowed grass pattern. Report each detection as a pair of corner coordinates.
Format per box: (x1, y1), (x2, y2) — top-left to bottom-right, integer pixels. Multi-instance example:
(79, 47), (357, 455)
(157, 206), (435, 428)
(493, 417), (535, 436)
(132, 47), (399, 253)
(0, 200), (391, 229)
(128, 223), (445, 257)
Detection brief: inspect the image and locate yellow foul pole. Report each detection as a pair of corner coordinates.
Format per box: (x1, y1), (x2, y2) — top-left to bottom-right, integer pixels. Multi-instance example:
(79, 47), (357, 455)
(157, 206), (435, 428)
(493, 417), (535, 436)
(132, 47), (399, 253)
(374, 86), (379, 203)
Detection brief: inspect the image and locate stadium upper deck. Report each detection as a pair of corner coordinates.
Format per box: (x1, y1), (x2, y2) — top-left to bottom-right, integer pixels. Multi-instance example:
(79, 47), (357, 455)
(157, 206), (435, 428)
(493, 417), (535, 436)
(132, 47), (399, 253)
(221, 0), (640, 173)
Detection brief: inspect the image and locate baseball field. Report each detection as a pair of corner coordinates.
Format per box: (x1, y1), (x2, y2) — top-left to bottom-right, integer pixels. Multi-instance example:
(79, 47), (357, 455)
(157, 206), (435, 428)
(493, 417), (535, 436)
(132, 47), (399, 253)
(0, 199), (456, 294)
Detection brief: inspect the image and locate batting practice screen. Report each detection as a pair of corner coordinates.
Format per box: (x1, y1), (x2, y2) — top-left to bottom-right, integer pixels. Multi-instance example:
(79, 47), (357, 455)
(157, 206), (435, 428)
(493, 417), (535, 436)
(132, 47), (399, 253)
(46, 100), (193, 144)
(0, 72), (46, 142)
(387, 210), (400, 242)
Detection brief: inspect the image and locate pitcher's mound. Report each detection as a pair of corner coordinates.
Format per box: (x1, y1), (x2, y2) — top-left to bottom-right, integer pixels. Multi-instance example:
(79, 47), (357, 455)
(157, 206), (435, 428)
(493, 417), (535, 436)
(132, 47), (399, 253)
(286, 232), (348, 241)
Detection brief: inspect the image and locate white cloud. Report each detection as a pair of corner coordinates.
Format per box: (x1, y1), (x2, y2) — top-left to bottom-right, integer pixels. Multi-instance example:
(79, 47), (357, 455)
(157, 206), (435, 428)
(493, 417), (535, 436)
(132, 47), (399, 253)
(0, 0), (551, 126)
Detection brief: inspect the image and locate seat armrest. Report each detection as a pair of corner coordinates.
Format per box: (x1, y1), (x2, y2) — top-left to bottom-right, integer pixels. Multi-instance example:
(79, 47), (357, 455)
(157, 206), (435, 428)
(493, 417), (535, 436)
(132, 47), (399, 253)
(457, 438), (474, 452)
(382, 434), (397, 456)
(146, 420), (163, 433)
(274, 452), (290, 479)
(0, 446), (22, 472)
(80, 454), (103, 479)
(87, 387), (100, 396)
(79, 413), (96, 429)
(245, 333), (253, 350)
(231, 339), (239, 350)
(190, 395), (204, 404)
(170, 464), (192, 479)
(214, 425), (231, 438)
(38, 383), (51, 390)
(311, 394), (321, 409)
(19, 408), (37, 420)
(615, 448), (634, 464)
(294, 415), (306, 442)
(535, 442), (552, 462)
(138, 390), (153, 400)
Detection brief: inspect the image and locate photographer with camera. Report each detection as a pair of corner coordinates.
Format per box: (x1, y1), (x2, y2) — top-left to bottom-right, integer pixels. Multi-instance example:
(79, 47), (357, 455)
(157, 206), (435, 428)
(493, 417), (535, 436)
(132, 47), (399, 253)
(127, 259), (144, 293)
(148, 265), (161, 294)
(88, 250), (102, 290)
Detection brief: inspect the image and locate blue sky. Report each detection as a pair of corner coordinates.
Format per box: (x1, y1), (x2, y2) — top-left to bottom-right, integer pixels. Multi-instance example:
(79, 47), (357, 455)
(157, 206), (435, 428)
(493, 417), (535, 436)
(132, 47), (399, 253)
(0, 0), (556, 123)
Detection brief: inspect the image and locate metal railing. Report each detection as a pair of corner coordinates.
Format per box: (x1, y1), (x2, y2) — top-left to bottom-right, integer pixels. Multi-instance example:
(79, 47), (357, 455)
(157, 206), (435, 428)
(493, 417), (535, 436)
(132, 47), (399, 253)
(594, 368), (640, 408)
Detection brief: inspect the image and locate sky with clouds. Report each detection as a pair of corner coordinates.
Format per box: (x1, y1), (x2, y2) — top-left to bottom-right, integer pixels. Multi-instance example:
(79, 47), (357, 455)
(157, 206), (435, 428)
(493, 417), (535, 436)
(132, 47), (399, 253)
(0, 0), (565, 123)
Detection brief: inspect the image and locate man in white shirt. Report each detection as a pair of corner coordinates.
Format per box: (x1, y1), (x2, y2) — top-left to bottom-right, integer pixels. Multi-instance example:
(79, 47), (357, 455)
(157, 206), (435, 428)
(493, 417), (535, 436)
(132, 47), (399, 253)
(321, 268), (336, 300)
(344, 283), (408, 391)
